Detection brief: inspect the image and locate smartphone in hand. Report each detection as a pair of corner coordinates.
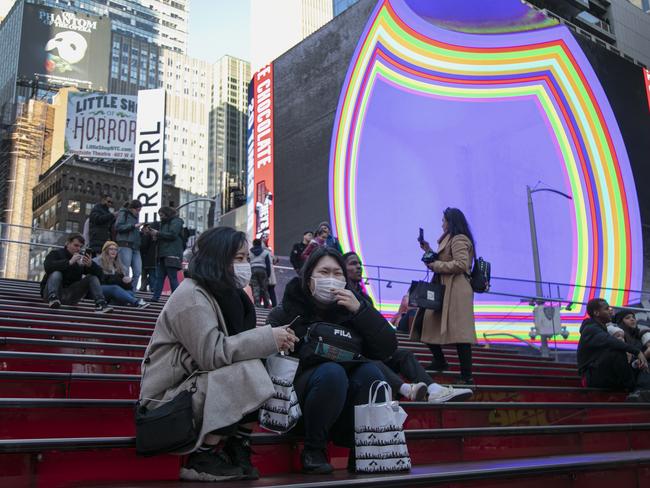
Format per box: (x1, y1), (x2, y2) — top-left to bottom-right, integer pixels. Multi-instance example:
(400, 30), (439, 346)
(417, 227), (424, 243)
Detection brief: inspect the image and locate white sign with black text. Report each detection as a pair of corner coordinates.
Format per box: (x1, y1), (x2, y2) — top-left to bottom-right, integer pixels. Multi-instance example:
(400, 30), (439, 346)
(133, 88), (166, 223)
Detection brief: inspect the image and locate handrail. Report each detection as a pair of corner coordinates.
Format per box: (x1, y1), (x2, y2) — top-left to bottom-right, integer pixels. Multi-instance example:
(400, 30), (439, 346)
(482, 333), (540, 352)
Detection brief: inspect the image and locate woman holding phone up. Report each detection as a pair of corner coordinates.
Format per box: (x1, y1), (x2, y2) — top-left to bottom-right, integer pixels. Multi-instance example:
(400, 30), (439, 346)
(413, 208), (477, 385)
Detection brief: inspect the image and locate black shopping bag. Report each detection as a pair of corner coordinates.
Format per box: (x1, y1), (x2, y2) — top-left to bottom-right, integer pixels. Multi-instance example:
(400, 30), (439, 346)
(408, 280), (445, 311)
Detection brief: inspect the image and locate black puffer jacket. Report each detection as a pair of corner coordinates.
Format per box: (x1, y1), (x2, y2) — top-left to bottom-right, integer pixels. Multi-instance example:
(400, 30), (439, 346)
(88, 203), (115, 252)
(577, 317), (641, 374)
(267, 277), (397, 392)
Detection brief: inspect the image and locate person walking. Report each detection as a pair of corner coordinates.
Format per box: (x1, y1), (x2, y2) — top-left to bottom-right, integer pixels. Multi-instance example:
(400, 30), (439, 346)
(115, 199), (144, 288)
(412, 207), (477, 385)
(261, 232), (279, 306)
(88, 193), (116, 255)
(249, 238), (272, 307)
(149, 207), (184, 302)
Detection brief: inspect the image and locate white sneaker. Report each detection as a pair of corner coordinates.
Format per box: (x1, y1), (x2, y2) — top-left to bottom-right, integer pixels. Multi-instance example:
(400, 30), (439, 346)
(406, 382), (428, 401)
(427, 385), (473, 403)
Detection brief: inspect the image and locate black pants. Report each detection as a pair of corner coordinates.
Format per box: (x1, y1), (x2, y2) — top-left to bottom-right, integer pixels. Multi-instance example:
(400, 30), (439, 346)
(585, 349), (650, 390)
(429, 343), (473, 380)
(376, 349), (433, 395)
(42, 272), (104, 305)
(298, 362), (386, 450)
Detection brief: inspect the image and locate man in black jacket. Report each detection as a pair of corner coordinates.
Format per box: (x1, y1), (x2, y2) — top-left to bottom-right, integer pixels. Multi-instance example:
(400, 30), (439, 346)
(40, 233), (112, 312)
(289, 231), (313, 273)
(578, 298), (650, 401)
(88, 193), (115, 254)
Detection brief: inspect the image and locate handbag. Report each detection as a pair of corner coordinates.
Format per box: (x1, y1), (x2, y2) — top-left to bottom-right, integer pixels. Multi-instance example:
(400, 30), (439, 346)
(354, 381), (411, 473)
(259, 353), (302, 434)
(408, 279), (445, 311)
(135, 374), (198, 456)
(299, 322), (364, 367)
(164, 256), (182, 269)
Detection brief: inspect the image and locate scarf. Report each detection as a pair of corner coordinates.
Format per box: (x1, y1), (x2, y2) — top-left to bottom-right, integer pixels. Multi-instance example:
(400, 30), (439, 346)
(215, 288), (257, 336)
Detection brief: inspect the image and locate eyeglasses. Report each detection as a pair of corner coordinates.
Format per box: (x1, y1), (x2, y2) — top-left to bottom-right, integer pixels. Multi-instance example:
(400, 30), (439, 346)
(106, 200), (113, 206)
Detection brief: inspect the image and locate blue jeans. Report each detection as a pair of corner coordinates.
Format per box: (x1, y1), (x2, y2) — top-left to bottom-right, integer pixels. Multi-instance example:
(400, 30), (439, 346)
(152, 258), (180, 300)
(118, 247), (142, 288)
(300, 362), (386, 450)
(101, 284), (138, 306)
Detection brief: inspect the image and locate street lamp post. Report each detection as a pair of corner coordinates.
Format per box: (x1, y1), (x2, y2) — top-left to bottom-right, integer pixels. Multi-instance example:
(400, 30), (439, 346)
(526, 185), (572, 357)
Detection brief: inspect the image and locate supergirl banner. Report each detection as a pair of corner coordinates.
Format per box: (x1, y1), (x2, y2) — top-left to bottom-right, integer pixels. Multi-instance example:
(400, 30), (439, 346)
(248, 63), (275, 249)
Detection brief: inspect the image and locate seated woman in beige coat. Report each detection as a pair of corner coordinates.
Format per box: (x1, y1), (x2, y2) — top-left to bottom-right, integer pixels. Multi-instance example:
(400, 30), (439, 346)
(139, 226), (298, 482)
(412, 207), (477, 384)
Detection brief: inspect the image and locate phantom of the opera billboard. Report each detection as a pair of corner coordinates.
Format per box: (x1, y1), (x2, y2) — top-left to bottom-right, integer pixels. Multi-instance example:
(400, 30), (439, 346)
(17, 3), (110, 90)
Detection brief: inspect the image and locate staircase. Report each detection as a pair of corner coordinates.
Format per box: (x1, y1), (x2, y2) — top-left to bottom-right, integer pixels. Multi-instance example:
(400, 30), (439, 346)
(1, 278), (649, 487)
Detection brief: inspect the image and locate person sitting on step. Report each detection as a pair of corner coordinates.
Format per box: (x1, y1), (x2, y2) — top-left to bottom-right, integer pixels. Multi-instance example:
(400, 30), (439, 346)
(578, 298), (650, 402)
(607, 309), (650, 359)
(342, 251), (473, 403)
(267, 247), (397, 475)
(40, 233), (112, 313)
(93, 241), (149, 309)
(139, 226), (298, 482)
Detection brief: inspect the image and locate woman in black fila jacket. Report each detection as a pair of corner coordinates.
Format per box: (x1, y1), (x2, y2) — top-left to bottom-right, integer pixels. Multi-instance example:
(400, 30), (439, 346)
(267, 247), (397, 475)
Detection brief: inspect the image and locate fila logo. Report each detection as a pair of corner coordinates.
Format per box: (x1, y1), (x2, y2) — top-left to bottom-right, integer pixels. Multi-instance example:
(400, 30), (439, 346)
(334, 329), (352, 339)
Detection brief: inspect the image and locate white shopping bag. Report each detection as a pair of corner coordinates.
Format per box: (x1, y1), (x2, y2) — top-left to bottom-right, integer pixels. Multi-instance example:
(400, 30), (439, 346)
(259, 353), (302, 434)
(354, 381), (411, 473)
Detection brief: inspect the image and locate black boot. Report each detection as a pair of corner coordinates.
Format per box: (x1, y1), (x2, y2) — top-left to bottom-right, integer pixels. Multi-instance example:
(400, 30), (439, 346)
(428, 344), (448, 371)
(223, 436), (259, 480)
(301, 448), (333, 474)
(180, 449), (243, 482)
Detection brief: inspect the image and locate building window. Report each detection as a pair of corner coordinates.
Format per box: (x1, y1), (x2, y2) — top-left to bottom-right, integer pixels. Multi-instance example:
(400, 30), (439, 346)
(66, 221), (80, 233)
(67, 200), (81, 213)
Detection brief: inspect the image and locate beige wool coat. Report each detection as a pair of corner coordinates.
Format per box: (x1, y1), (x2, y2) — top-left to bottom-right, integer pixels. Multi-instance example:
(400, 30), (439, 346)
(410, 234), (477, 345)
(139, 279), (278, 453)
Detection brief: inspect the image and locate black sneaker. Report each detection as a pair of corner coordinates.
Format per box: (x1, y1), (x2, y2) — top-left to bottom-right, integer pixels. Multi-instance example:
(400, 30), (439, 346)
(94, 301), (113, 313)
(626, 389), (650, 403)
(301, 448), (333, 474)
(428, 361), (449, 372)
(223, 436), (259, 480)
(48, 296), (61, 309)
(456, 376), (475, 386)
(179, 450), (244, 482)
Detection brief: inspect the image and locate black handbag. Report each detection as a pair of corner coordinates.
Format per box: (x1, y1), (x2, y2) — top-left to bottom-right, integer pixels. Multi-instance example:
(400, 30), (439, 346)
(408, 279), (445, 311)
(163, 256), (182, 269)
(299, 322), (364, 367)
(135, 376), (198, 456)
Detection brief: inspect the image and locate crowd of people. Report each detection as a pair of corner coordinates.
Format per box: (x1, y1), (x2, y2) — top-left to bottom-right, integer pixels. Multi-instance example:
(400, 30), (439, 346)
(41, 193), (185, 311)
(38, 198), (650, 482)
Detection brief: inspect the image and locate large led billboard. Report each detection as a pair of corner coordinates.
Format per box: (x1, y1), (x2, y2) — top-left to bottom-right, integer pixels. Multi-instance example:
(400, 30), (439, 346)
(269, 0), (650, 346)
(17, 4), (110, 90)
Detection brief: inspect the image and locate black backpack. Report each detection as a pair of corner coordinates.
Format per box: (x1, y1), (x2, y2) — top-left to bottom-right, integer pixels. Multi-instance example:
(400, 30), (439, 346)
(467, 257), (491, 293)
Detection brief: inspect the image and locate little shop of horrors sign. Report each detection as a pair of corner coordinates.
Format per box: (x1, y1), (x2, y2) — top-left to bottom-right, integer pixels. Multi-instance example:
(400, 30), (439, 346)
(65, 92), (137, 159)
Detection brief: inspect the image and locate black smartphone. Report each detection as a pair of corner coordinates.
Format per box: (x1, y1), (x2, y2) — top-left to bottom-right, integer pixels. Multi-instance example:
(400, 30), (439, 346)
(84, 248), (92, 257)
(417, 227), (424, 243)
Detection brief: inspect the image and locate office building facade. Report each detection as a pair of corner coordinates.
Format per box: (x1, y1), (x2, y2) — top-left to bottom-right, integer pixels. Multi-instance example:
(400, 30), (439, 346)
(209, 55), (250, 212)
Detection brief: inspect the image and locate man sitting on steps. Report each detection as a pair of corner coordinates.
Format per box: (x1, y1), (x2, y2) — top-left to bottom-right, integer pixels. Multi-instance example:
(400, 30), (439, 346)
(578, 298), (650, 402)
(40, 233), (113, 313)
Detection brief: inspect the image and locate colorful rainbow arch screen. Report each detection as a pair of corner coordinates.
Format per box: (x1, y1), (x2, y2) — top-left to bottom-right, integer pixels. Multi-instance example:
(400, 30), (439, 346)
(328, 0), (643, 345)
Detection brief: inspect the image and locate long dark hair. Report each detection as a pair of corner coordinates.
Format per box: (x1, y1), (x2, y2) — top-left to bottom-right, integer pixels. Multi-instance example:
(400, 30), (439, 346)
(159, 206), (177, 221)
(443, 207), (476, 251)
(187, 226), (247, 298)
(299, 246), (348, 299)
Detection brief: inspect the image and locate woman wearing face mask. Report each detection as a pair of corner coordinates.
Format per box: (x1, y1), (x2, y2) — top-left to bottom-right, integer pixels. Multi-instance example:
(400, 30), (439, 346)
(139, 226), (298, 482)
(267, 247), (397, 474)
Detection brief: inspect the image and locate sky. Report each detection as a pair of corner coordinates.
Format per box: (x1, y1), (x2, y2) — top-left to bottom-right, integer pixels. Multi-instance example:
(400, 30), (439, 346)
(187, 0), (251, 63)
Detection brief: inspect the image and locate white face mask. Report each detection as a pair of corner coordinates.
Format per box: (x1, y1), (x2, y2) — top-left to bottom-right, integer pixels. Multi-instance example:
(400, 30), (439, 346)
(233, 262), (252, 289)
(311, 276), (346, 304)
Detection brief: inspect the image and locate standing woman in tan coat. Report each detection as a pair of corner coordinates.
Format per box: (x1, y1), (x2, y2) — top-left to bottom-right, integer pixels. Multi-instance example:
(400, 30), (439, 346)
(411, 208), (477, 384)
